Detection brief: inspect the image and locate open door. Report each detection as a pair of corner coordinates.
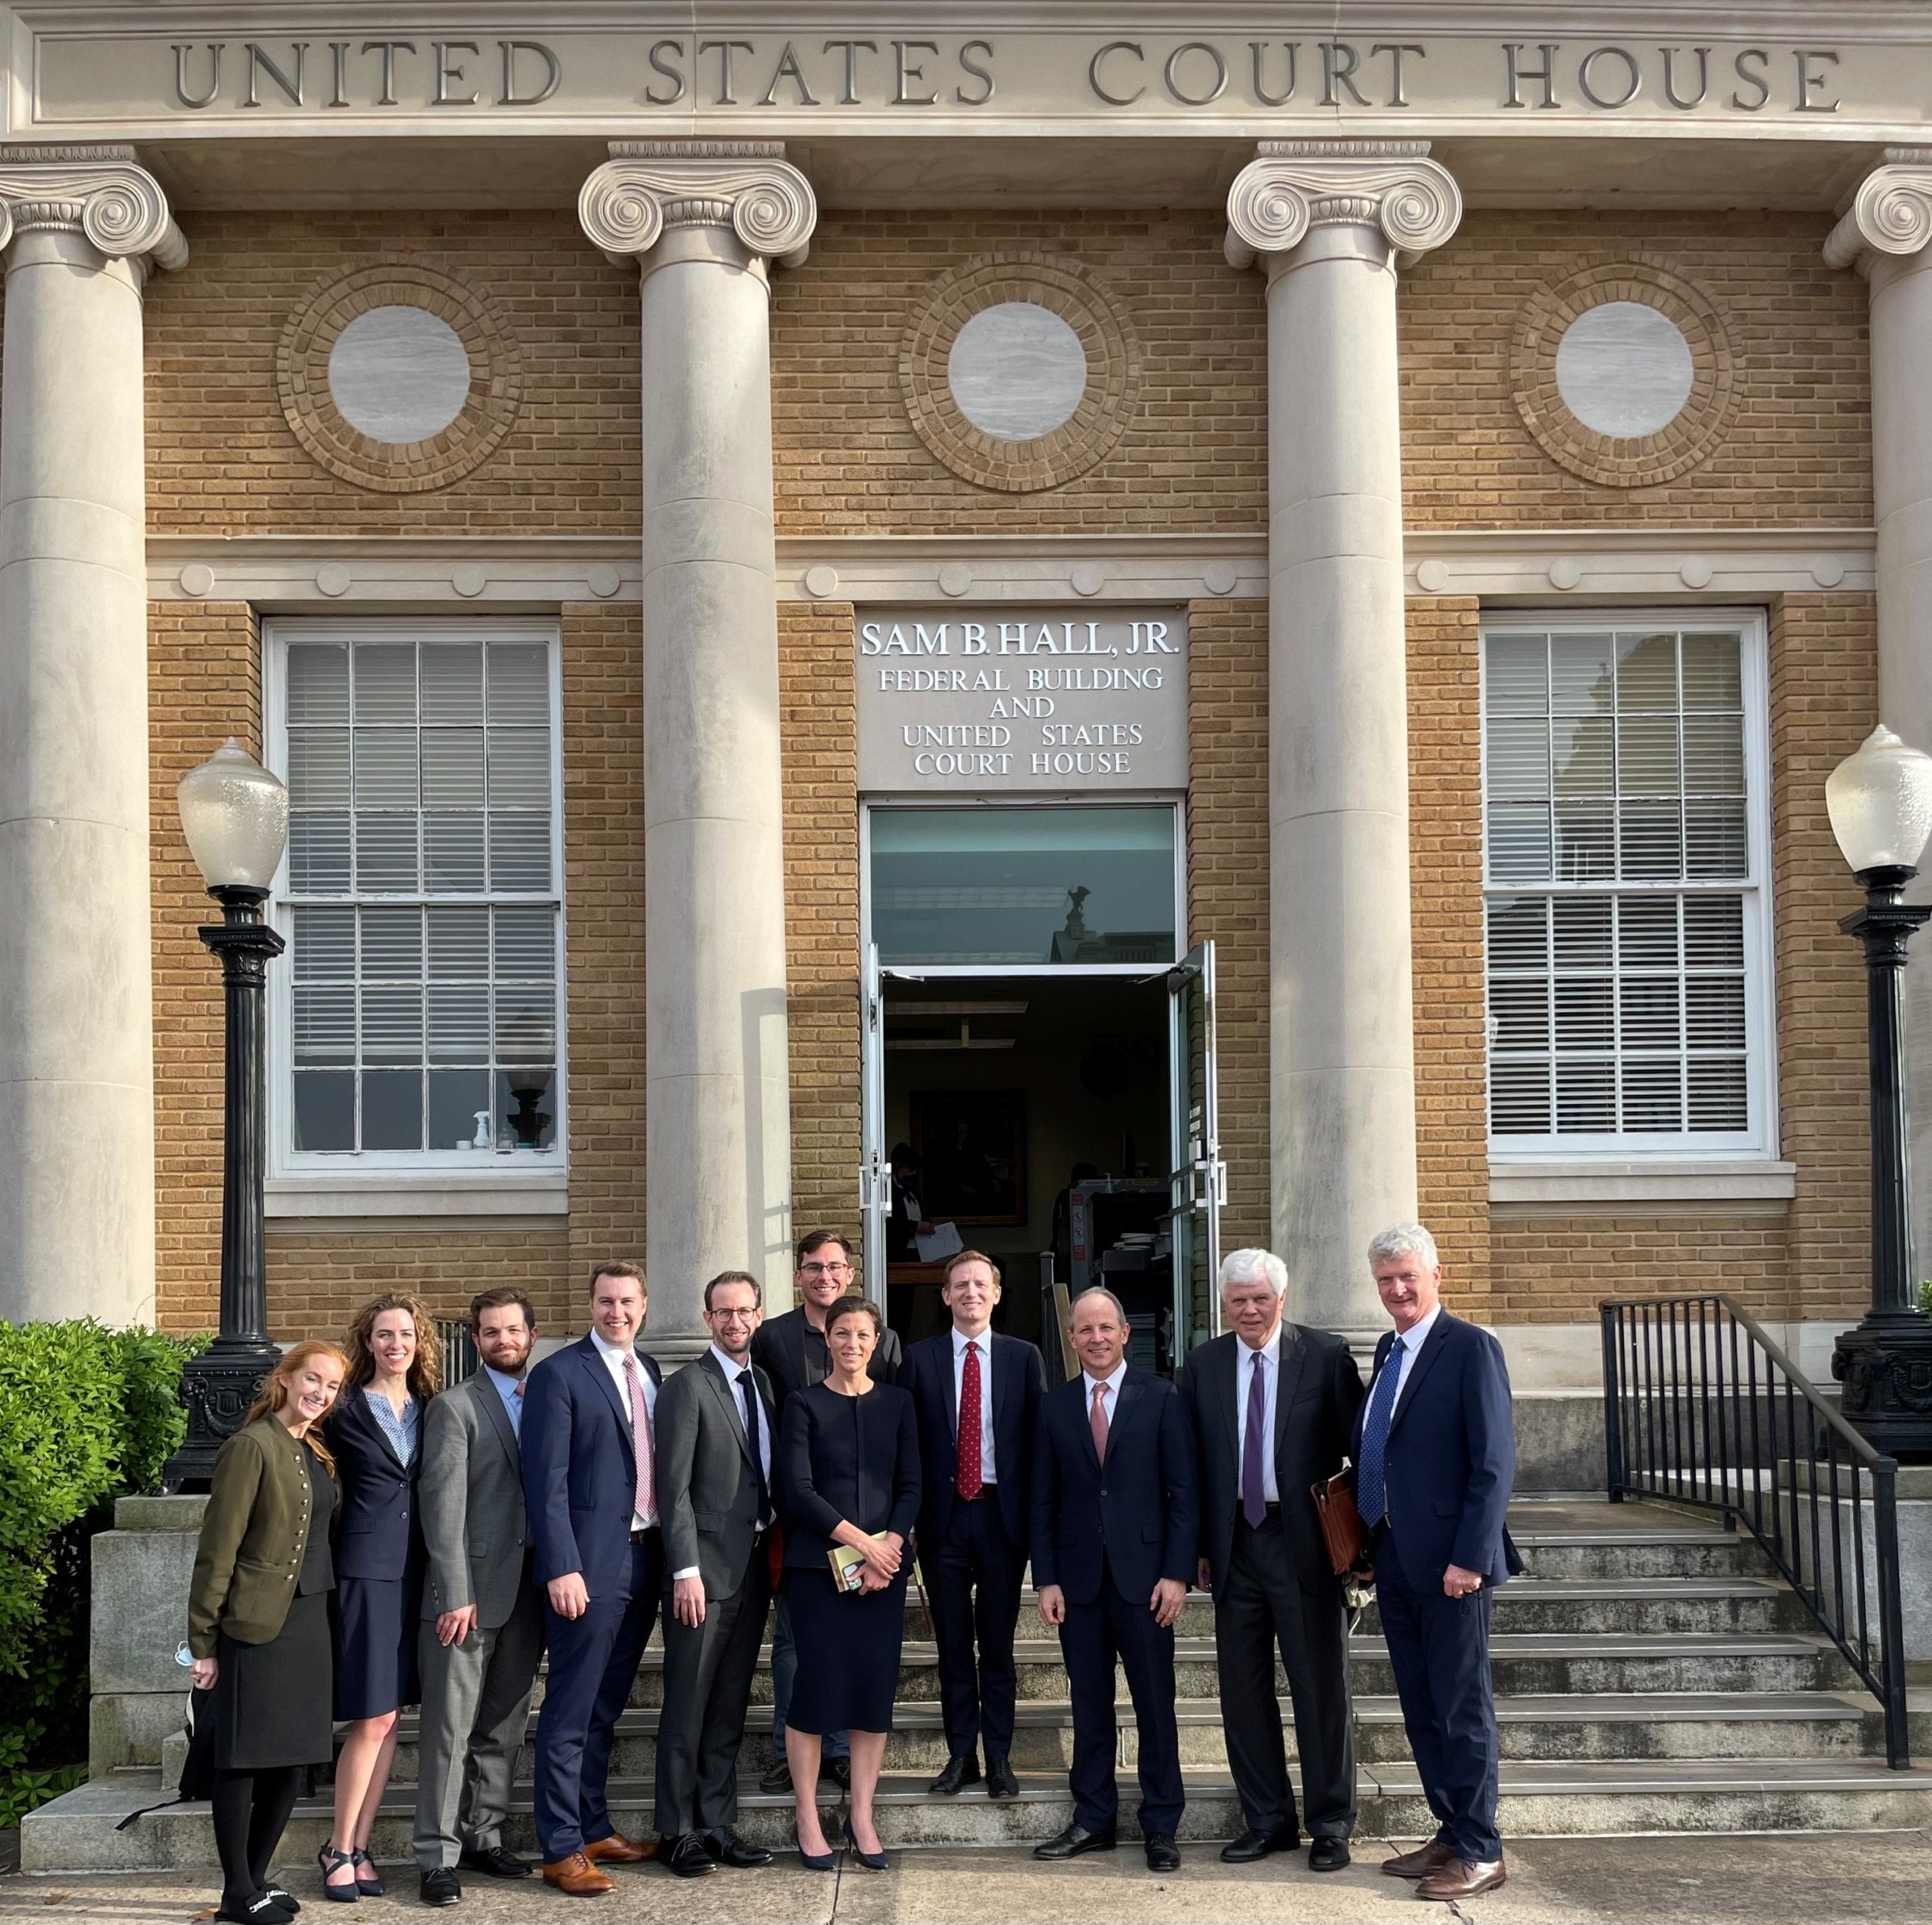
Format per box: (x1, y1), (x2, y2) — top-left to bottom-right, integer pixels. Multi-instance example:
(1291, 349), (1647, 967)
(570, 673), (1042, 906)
(1168, 940), (1225, 1355)
(859, 943), (890, 1309)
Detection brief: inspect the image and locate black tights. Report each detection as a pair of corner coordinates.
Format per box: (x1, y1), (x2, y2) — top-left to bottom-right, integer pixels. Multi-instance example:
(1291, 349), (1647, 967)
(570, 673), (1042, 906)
(211, 1765), (304, 1905)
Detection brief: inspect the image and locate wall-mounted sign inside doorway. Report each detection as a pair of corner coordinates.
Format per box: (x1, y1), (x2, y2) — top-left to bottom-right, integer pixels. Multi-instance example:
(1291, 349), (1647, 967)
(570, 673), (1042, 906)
(854, 604), (1187, 793)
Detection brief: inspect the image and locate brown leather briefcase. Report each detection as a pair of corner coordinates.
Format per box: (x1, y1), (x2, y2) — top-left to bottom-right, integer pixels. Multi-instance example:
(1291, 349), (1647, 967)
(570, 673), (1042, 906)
(1311, 1471), (1371, 1577)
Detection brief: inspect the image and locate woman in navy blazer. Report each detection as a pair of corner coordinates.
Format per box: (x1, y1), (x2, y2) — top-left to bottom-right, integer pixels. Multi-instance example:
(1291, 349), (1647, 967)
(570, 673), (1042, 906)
(318, 1293), (439, 1901)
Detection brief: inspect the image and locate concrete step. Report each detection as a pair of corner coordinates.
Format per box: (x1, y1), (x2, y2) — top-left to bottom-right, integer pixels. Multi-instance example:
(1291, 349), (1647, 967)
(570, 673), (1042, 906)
(35, 1754), (1932, 1872)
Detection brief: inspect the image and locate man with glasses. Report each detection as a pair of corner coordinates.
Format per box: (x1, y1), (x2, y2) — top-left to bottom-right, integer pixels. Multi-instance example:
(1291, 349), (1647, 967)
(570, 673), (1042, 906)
(749, 1231), (903, 1792)
(652, 1272), (780, 1878)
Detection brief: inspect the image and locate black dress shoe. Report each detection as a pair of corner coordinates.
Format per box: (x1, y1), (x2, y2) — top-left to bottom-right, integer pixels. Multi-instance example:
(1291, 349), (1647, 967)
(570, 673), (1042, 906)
(1143, 1834), (1181, 1872)
(459, 1844), (533, 1879)
(930, 1753), (981, 1795)
(1034, 1822), (1118, 1860)
(213, 1895), (294, 1925)
(1220, 1825), (1301, 1864)
(824, 1754), (852, 1791)
(986, 1754), (1020, 1800)
(1309, 1837), (1351, 1873)
(419, 1867), (462, 1908)
(662, 1834), (716, 1878)
(703, 1828), (773, 1869)
(758, 1759), (793, 1794)
(262, 1884), (300, 1914)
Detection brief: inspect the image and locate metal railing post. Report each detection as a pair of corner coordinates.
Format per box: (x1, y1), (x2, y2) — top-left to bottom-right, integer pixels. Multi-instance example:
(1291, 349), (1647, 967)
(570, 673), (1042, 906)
(1600, 1303), (1626, 1501)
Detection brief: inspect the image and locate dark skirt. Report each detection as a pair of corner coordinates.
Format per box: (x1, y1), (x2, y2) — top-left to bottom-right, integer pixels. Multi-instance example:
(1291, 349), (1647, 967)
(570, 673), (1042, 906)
(212, 1590), (334, 1772)
(783, 1565), (907, 1736)
(331, 1575), (421, 1721)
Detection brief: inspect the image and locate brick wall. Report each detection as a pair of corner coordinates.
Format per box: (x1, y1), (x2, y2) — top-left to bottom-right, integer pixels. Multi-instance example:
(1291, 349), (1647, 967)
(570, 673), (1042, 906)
(1401, 210), (1870, 528)
(1491, 1212), (1792, 1322)
(780, 601), (863, 1264)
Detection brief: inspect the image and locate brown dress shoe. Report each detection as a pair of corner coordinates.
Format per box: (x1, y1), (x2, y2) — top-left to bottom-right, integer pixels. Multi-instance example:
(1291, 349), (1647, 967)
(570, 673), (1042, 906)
(541, 1852), (614, 1896)
(1382, 1838), (1457, 1879)
(583, 1831), (656, 1865)
(1416, 1856), (1508, 1902)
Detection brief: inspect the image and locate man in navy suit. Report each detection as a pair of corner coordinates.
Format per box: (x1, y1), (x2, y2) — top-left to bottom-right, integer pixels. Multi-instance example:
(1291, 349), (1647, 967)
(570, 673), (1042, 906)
(903, 1250), (1046, 1800)
(521, 1260), (663, 1896)
(1029, 1287), (1197, 1872)
(1353, 1224), (1521, 1904)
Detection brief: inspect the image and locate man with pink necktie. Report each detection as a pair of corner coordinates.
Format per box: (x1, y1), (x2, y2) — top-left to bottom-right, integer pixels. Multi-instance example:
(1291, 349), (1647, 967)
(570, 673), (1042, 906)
(521, 1261), (663, 1896)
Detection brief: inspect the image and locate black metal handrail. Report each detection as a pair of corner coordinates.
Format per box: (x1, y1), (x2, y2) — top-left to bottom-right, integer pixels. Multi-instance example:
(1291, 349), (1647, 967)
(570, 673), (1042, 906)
(435, 1318), (479, 1386)
(1601, 1292), (1909, 1768)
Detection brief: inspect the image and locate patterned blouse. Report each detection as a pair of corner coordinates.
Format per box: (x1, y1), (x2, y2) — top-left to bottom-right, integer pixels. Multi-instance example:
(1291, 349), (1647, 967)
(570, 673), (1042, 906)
(363, 1385), (420, 1467)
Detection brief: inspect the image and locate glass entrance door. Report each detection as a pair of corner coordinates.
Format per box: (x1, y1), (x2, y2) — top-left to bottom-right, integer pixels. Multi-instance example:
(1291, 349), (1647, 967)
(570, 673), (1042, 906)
(1167, 941), (1224, 1356)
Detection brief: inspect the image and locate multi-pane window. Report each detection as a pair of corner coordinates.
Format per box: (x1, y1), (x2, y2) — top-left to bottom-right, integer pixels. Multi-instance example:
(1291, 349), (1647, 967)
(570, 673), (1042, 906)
(1482, 620), (1768, 1151)
(272, 624), (563, 1164)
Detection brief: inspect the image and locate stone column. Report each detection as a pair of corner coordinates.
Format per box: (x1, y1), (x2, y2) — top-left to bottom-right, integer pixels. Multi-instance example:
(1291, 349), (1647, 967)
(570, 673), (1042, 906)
(1225, 140), (1461, 1333)
(579, 141), (813, 1358)
(0, 147), (186, 1328)
(1826, 152), (1932, 1287)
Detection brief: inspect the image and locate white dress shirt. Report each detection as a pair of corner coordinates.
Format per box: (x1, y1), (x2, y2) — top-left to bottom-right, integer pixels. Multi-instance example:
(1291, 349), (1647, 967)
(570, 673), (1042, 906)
(1385, 1304), (1443, 1415)
(952, 1324), (998, 1484)
(671, 1344), (771, 1583)
(1081, 1359), (1128, 1432)
(590, 1327), (660, 1530)
(1233, 1325), (1283, 1503)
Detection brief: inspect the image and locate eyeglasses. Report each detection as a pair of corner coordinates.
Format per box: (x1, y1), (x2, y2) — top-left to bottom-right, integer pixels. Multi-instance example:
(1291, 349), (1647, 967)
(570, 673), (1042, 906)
(798, 1262), (852, 1278)
(709, 1308), (758, 1322)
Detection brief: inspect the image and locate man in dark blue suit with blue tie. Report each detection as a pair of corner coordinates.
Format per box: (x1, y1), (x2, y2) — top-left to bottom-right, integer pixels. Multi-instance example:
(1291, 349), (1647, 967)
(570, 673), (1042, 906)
(1030, 1286), (1198, 1872)
(522, 1261), (663, 1896)
(903, 1250), (1046, 1799)
(1354, 1224), (1521, 1904)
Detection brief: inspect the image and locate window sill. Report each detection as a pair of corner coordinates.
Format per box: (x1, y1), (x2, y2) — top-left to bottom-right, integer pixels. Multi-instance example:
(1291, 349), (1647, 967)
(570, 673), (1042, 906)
(266, 1167), (568, 1218)
(1488, 1158), (1797, 1206)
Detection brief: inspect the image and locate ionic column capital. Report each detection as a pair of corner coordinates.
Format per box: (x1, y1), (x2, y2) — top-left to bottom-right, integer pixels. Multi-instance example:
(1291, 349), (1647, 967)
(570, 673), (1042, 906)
(1825, 149), (1932, 275)
(578, 140), (817, 271)
(0, 143), (186, 273)
(1224, 140), (1460, 272)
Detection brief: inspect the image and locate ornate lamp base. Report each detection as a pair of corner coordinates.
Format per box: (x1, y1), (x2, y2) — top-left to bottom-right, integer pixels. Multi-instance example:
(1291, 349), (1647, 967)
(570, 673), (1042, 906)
(162, 1336), (283, 1492)
(1832, 1312), (1932, 1462)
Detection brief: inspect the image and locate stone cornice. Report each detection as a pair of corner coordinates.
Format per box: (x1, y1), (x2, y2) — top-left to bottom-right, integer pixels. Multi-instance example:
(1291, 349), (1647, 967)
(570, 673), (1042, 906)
(1824, 148), (1932, 274)
(0, 143), (186, 271)
(577, 139), (815, 269)
(1223, 138), (1460, 272)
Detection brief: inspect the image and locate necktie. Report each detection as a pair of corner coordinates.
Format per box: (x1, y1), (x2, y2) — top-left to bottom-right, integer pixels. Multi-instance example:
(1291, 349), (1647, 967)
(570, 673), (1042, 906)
(956, 1342), (984, 1501)
(510, 1379), (525, 1438)
(1356, 1339), (1404, 1528)
(621, 1352), (656, 1524)
(737, 1369), (770, 1527)
(1089, 1380), (1109, 1462)
(1241, 1349), (1269, 1528)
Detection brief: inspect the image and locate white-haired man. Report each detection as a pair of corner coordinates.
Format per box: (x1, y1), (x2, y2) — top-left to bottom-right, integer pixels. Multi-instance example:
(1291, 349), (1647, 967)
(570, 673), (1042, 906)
(1354, 1223), (1520, 1903)
(1177, 1249), (1364, 1870)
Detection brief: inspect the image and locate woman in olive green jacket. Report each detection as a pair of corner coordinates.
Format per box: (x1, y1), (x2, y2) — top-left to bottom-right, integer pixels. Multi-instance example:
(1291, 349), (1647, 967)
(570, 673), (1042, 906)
(186, 1340), (349, 1925)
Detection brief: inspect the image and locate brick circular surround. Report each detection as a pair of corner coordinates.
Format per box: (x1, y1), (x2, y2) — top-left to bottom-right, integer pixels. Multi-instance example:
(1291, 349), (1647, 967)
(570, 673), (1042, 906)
(277, 261), (524, 494)
(1509, 258), (1735, 488)
(899, 251), (1140, 493)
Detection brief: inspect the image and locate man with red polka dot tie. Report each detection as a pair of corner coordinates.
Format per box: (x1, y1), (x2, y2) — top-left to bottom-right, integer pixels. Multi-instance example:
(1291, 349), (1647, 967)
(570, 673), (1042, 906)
(903, 1250), (1047, 1802)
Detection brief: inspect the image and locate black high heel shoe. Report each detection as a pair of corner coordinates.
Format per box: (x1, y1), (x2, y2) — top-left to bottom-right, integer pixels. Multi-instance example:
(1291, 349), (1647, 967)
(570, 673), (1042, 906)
(793, 1828), (835, 1872)
(315, 1847), (358, 1905)
(349, 1847), (384, 1896)
(843, 1819), (889, 1872)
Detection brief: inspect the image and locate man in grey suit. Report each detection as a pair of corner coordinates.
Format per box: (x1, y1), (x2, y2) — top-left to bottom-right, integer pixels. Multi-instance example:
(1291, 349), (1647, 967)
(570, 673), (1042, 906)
(653, 1271), (780, 1878)
(413, 1288), (548, 1908)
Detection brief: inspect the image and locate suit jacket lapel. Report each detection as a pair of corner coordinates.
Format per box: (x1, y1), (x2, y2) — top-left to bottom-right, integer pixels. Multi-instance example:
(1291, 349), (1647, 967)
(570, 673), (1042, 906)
(1112, 1370), (1145, 1450)
(1272, 1325), (1308, 1457)
(356, 1387), (409, 1471)
(1072, 1377), (1104, 1472)
(474, 1373), (521, 1471)
(579, 1334), (632, 1442)
(701, 1352), (757, 1468)
(1387, 1315), (1451, 1438)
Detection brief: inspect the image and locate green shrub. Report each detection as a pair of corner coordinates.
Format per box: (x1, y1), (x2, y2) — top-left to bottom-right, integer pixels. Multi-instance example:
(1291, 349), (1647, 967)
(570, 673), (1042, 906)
(0, 1321), (202, 1821)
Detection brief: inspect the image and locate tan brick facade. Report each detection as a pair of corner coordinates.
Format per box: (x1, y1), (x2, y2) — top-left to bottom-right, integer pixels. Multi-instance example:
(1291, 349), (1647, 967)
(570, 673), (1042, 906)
(134, 204), (1883, 1343)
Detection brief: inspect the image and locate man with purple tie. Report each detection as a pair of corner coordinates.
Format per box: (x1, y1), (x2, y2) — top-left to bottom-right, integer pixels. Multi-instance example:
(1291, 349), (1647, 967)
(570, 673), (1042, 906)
(1178, 1250), (1364, 1871)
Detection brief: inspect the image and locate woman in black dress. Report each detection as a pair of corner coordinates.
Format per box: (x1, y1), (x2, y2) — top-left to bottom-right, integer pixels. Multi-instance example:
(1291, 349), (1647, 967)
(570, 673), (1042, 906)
(777, 1295), (920, 1871)
(187, 1340), (350, 1924)
(319, 1293), (440, 1899)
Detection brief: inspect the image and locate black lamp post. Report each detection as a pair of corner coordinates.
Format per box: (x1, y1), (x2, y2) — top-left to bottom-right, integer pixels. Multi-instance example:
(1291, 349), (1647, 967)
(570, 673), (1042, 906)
(1827, 725), (1932, 1462)
(163, 740), (291, 1493)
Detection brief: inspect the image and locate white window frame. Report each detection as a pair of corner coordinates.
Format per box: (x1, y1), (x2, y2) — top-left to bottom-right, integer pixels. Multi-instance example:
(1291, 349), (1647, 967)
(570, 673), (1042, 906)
(262, 616), (569, 1217)
(1480, 607), (1780, 1183)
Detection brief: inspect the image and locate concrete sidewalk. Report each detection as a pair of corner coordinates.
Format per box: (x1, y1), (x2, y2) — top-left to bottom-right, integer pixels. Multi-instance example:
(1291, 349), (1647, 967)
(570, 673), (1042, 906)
(2, 1833), (1929, 1923)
